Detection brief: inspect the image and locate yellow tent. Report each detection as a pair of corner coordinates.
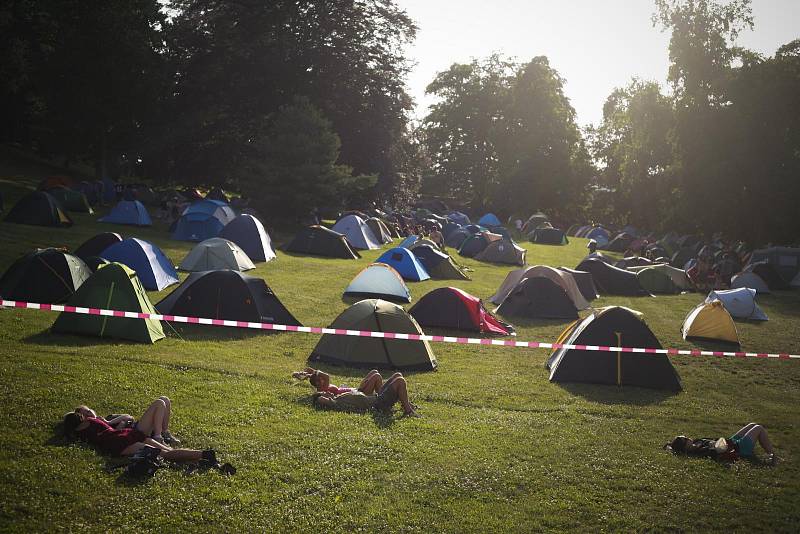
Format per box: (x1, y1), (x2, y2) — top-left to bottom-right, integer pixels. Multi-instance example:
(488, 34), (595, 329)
(681, 300), (740, 345)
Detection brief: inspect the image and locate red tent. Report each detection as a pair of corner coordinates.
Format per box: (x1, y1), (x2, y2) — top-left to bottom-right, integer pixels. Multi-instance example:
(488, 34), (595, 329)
(408, 287), (514, 336)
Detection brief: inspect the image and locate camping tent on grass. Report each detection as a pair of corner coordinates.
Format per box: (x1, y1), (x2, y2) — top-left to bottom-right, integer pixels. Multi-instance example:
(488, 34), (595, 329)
(48, 187), (93, 214)
(331, 214), (381, 250)
(584, 227), (610, 247)
(344, 263), (411, 303)
(475, 239), (526, 265)
(409, 287), (514, 335)
(99, 238), (178, 291)
(629, 264), (692, 292)
(376, 248), (430, 281)
(730, 272), (770, 294)
(156, 270), (301, 326)
(459, 232), (503, 258)
(603, 233), (633, 252)
(706, 288), (768, 320)
(218, 214), (276, 262)
(445, 228), (473, 249)
(0, 248), (90, 303)
(529, 227), (568, 245)
(635, 266), (681, 294)
(173, 199), (235, 242)
(447, 211), (471, 225)
(285, 225), (360, 259)
(411, 245), (469, 280)
(547, 306), (681, 390)
(84, 256), (110, 272)
(308, 299), (436, 371)
(490, 265), (589, 310)
(575, 258), (649, 296)
(682, 300), (740, 345)
(748, 247), (800, 282)
(5, 191), (72, 227)
(205, 187), (229, 203)
(366, 218), (394, 244)
(51, 263), (164, 343)
(179, 238), (255, 271)
(558, 267), (599, 301)
(477, 213), (501, 227)
(99, 200), (152, 226)
(74, 232), (123, 261)
(744, 262), (789, 290)
(495, 277), (579, 320)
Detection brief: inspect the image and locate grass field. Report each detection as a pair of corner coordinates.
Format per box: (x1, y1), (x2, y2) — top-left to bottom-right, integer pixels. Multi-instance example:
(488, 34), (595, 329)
(1, 157), (799, 532)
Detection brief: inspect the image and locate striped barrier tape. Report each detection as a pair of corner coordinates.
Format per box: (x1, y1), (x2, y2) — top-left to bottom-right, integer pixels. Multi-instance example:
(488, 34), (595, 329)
(2, 299), (798, 360)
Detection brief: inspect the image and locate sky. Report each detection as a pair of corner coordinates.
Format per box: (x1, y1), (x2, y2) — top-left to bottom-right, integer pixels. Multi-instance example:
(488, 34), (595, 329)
(397, 0), (800, 127)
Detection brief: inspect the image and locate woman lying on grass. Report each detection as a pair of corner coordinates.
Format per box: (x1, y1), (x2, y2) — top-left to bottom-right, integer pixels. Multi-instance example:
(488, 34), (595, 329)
(310, 372), (420, 417)
(62, 396), (218, 464)
(666, 423), (777, 464)
(292, 367), (385, 395)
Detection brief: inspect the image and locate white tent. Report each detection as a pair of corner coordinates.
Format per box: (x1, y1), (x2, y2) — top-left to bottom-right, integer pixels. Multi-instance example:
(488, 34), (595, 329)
(179, 238), (255, 272)
(730, 272), (770, 294)
(489, 265), (590, 310)
(706, 288), (768, 321)
(331, 215), (381, 250)
(344, 263), (411, 302)
(628, 264), (692, 290)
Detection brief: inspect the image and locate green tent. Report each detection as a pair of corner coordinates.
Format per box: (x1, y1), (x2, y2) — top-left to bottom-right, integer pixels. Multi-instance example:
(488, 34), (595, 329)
(309, 299), (437, 371)
(635, 266), (681, 294)
(49, 187), (94, 214)
(51, 263), (164, 343)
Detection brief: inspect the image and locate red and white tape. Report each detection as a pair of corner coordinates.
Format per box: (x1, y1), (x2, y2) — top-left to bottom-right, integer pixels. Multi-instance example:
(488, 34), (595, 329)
(2, 299), (798, 360)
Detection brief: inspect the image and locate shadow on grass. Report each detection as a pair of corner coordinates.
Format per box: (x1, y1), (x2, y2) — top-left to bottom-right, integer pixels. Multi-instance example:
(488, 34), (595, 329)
(685, 337), (742, 352)
(24, 329), (142, 348)
(161, 322), (277, 342)
(556, 382), (677, 406)
(292, 392), (399, 428)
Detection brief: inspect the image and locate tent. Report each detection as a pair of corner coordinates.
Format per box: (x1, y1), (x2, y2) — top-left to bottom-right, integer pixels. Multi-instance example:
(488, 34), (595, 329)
(744, 262), (789, 290)
(48, 187), (93, 214)
(445, 228), (473, 248)
(706, 288), (768, 321)
(412, 245), (470, 280)
(409, 238), (439, 250)
(366, 218), (394, 244)
(99, 238), (178, 291)
(630, 264), (691, 292)
(51, 263), (164, 343)
(344, 263), (411, 302)
(575, 258), (649, 296)
(730, 272), (770, 294)
(557, 267), (599, 301)
(205, 187), (229, 203)
(459, 232), (502, 258)
(522, 214), (550, 235)
(375, 248), (430, 281)
(603, 233), (634, 252)
(477, 213), (501, 227)
(218, 214), (276, 263)
(74, 232), (123, 261)
(748, 247), (800, 282)
(635, 266), (681, 294)
(475, 239), (526, 266)
(489, 265), (590, 310)
(5, 191), (73, 227)
(308, 299), (436, 371)
(529, 227), (568, 245)
(443, 221), (462, 238)
(409, 287), (514, 335)
(584, 227), (610, 247)
(447, 211), (471, 226)
(547, 306), (681, 390)
(682, 300), (740, 345)
(0, 248), (91, 303)
(398, 235), (419, 249)
(156, 270), (301, 326)
(566, 224), (582, 237)
(39, 175), (74, 190)
(84, 256), (110, 272)
(495, 277), (579, 320)
(173, 199), (235, 241)
(179, 238), (255, 272)
(331, 214), (381, 250)
(615, 257), (653, 269)
(670, 247), (696, 269)
(99, 200), (152, 226)
(285, 225), (360, 259)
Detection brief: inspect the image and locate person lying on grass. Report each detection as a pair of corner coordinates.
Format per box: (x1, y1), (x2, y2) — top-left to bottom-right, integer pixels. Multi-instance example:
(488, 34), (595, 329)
(311, 372), (419, 417)
(293, 367), (386, 396)
(62, 396), (219, 464)
(665, 423), (777, 464)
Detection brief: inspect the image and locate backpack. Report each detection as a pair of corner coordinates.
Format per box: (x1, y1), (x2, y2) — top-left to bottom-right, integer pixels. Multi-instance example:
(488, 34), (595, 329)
(124, 446), (164, 479)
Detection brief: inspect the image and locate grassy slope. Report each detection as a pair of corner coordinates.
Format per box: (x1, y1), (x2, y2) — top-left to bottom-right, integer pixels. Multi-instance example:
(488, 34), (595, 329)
(1, 160), (799, 532)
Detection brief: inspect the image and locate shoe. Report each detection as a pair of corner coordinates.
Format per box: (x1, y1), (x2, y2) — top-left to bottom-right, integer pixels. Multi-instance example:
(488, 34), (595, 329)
(162, 431), (180, 445)
(767, 454), (779, 466)
(201, 449), (219, 467)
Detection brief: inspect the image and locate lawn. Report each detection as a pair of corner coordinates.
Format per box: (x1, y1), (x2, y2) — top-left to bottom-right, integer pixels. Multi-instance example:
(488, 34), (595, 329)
(1, 157), (799, 532)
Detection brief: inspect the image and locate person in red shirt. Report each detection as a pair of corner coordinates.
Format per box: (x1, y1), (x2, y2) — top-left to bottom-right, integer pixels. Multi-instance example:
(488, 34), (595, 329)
(292, 367), (384, 396)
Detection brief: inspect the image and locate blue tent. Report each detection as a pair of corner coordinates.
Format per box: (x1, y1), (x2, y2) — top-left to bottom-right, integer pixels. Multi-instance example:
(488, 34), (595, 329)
(445, 228), (472, 248)
(173, 200), (236, 241)
(376, 247), (430, 281)
(443, 221), (461, 238)
(478, 213), (501, 227)
(218, 214), (276, 262)
(100, 238), (178, 291)
(448, 211), (471, 226)
(586, 227), (611, 247)
(398, 235), (419, 249)
(98, 200), (152, 226)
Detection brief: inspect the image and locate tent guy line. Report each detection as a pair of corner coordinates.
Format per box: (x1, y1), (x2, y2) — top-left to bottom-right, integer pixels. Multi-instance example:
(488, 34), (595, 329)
(3, 299), (798, 360)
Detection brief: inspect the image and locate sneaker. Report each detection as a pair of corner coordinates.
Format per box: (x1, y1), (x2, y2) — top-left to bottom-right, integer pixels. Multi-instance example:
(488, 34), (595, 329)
(162, 431), (180, 445)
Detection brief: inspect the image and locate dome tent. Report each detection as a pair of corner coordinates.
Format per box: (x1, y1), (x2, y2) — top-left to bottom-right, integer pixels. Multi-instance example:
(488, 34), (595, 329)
(489, 265), (589, 310)
(474, 239), (526, 265)
(547, 306), (681, 391)
(375, 248), (430, 281)
(51, 263), (164, 343)
(495, 277), (579, 320)
(682, 300), (740, 345)
(628, 264), (692, 291)
(5, 191), (73, 227)
(409, 287), (514, 336)
(557, 267), (599, 301)
(99, 238), (178, 291)
(705, 288), (768, 321)
(309, 299), (437, 371)
(173, 200), (235, 242)
(635, 266), (682, 294)
(285, 225), (360, 259)
(366, 218), (394, 244)
(156, 270), (301, 327)
(98, 200), (152, 226)
(179, 238), (255, 272)
(743, 262), (789, 290)
(218, 214), (276, 263)
(477, 213), (501, 227)
(74, 232), (123, 261)
(730, 272), (770, 294)
(331, 214), (381, 250)
(0, 248), (91, 303)
(575, 258), (649, 296)
(529, 227), (569, 245)
(343, 263), (411, 303)
(411, 245), (469, 280)
(48, 186), (93, 214)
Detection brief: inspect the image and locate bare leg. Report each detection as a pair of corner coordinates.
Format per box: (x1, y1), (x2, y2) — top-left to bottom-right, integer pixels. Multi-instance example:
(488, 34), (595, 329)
(743, 425), (774, 455)
(121, 439), (202, 462)
(359, 372), (383, 395)
(387, 377), (415, 414)
(158, 396), (172, 433)
(134, 398), (167, 437)
(732, 423), (759, 439)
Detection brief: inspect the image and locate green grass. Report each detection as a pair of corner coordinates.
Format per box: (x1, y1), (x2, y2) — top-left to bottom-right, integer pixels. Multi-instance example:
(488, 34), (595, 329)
(1, 160), (800, 532)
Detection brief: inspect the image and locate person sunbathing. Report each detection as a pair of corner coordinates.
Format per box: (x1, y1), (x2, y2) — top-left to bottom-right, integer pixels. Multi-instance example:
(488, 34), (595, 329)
(62, 396), (217, 464)
(311, 372), (419, 417)
(292, 367), (384, 395)
(666, 423), (777, 464)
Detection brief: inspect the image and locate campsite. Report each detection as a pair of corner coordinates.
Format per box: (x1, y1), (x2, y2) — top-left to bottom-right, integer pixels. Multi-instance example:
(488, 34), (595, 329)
(2, 0), (800, 531)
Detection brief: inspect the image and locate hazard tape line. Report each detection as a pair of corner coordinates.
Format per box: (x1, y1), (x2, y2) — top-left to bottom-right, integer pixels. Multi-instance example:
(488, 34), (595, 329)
(2, 299), (798, 360)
